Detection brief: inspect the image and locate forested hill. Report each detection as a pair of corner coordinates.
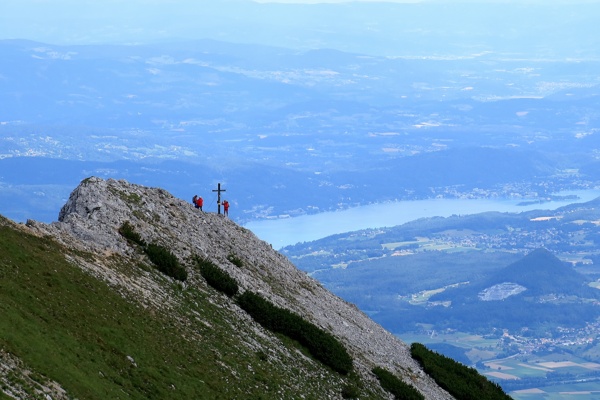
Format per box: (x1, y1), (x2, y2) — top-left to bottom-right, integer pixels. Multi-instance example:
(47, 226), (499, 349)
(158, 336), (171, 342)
(484, 248), (590, 296)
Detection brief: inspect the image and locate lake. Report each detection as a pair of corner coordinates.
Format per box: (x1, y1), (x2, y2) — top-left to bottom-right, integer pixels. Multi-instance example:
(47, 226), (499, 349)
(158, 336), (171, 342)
(244, 190), (600, 249)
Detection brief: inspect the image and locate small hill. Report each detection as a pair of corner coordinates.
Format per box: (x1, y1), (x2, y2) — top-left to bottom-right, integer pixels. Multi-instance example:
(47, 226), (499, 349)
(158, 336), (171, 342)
(424, 249), (600, 333)
(1, 177), (460, 399)
(481, 248), (589, 298)
(432, 248), (593, 304)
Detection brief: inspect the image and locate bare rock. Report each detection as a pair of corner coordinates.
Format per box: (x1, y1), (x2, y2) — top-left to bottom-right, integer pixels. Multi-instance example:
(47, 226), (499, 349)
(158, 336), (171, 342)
(29, 177), (454, 400)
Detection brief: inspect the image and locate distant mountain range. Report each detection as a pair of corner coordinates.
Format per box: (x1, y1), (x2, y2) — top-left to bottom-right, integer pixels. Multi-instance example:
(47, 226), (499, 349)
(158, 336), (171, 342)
(2, 1), (598, 58)
(1, 34), (600, 225)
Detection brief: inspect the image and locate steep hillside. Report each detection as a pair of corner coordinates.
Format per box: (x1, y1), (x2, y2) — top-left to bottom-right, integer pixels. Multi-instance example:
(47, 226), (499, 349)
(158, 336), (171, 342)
(431, 248), (593, 304)
(481, 248), (590, 298)
(1, 177), (457, 399)
(415, 249), (600, 333)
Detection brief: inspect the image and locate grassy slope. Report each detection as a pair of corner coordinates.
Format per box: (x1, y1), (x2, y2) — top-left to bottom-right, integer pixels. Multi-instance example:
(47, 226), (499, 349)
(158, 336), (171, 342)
(0, 218), (371, 399)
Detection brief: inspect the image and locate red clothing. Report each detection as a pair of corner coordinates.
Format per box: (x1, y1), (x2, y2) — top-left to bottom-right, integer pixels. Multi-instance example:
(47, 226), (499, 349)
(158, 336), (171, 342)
(223, 200), (229, 216)
(196, 197), (203, 207)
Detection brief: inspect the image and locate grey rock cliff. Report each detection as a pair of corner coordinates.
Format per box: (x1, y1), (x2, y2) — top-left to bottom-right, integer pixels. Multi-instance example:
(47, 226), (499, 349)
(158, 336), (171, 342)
(26, 177), (453, 399)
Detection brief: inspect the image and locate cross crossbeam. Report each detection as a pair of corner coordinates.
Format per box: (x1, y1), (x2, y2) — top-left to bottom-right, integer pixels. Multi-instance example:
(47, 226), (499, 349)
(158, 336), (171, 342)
(212, 183), (227, 214)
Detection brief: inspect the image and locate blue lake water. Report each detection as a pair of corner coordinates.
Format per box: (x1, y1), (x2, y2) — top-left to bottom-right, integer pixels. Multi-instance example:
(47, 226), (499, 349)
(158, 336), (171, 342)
(244, 190), (600, 249)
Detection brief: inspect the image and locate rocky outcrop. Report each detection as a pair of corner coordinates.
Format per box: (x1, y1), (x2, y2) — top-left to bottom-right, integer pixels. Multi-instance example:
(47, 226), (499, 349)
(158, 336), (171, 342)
(478, 282), (528, 301)
(25, 177), (453, 399)
(0, 349), (69, 400)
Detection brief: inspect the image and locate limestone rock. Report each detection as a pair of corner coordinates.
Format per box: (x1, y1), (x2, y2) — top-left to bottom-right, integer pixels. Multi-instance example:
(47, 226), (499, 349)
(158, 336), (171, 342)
(26, 177), (454, 400)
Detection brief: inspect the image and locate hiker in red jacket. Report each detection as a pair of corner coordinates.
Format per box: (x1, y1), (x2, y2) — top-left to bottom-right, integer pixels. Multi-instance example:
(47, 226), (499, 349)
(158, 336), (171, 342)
(223, 200), (229, 216)
(196, 196), (204, 211)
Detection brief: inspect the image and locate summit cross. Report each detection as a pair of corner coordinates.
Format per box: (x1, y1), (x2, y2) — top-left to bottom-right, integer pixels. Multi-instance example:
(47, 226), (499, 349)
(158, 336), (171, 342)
(212, 183), (227, 214)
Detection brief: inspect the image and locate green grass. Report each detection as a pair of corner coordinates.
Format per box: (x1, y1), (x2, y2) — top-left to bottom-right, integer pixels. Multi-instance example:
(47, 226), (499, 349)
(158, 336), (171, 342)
(0, 221), (378, 399)
(0, 392), (13, 400)
(1, 226), (221, 398)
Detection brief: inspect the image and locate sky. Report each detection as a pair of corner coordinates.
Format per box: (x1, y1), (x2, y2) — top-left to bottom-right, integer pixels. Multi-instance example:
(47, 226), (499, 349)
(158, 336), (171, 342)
(0, 1), (438, 49)
(253, 0), (423, 2)
(0, 0), (596, 57)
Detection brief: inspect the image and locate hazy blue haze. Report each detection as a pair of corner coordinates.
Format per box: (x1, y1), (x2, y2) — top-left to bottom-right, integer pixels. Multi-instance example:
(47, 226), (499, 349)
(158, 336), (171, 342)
(2, 1), (598, 57)
(3, 38), (598, 226)
(2, 1), (600, 234)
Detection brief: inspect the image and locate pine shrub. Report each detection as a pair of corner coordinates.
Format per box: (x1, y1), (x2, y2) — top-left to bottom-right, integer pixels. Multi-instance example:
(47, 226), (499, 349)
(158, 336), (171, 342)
(227, 253), (244, 268)
(237, 291), (353, 375)
(372, 367), (424, 400)
(145, 243), (187, 282)
(197, 257), (239, 297)
(410, 343), (511, 400)
(341, 383), (360, 399)
(118, 221), (146, 246)
(118, 222), (187, 281)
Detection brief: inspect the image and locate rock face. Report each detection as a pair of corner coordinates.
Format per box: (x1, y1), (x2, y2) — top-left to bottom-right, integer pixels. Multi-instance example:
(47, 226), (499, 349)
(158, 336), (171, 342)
(26, 177), (453, 399)
(478, 282), (528, 301)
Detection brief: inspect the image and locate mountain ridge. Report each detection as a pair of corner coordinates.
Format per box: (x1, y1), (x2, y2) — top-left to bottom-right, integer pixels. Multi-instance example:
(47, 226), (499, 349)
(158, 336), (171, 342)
(2, 176), (457, 399)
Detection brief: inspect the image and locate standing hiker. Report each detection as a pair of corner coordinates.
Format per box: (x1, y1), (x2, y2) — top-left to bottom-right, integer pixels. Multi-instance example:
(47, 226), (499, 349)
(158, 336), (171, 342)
(196, 196), (204, 211)
(223, 200), (229, 216)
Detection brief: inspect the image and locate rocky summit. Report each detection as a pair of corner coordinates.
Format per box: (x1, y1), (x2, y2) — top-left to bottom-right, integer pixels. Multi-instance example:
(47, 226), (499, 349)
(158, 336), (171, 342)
(7, 177), (454, 399)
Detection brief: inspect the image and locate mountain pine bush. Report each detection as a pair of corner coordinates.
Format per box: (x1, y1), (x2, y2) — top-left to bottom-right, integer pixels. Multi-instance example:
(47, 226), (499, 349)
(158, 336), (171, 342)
(372, 366), (424, 400)
(118, 222), (187, 282)
(196, 257), (239, 297)
(145, 243), (187, 282)
(237, 290), (353, 375)
(227, 253), (244, 268)
(118, 221), (146, 246)
(410, 343), (511, 400)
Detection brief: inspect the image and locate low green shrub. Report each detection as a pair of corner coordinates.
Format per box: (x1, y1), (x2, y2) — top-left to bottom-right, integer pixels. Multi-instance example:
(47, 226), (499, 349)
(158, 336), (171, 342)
(196, 257), (239, 297)
(227, 253), (244, 268)
(341, 383), (360, 399)
(145, 243), (187, 282)
(236, 290), (353, 375)
(410, 343), (511, 400)
(372, 367), (424, 400)
(118, 221), (187, 282)
(118, 221), (146, 246)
